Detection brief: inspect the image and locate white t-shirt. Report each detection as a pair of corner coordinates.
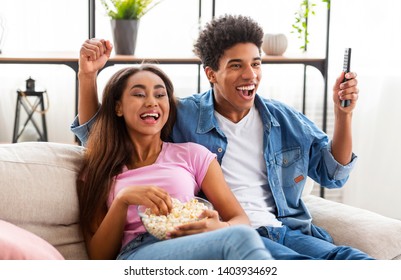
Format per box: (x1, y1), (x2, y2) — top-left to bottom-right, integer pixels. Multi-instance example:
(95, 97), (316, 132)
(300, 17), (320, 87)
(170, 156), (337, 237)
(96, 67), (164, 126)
(215, 106), (282, 228)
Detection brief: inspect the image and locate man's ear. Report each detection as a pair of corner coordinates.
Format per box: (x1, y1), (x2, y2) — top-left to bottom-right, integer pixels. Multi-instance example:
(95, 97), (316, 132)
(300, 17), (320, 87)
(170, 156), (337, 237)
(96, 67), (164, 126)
(205, 66), (217, 84)
(115, 101), (123, 117)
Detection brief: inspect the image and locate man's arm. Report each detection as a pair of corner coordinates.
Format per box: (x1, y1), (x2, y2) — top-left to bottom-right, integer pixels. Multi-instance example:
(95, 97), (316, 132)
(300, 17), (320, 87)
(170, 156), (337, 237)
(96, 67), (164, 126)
(77, 39), (112, 125)
(331, 71), (359, 165)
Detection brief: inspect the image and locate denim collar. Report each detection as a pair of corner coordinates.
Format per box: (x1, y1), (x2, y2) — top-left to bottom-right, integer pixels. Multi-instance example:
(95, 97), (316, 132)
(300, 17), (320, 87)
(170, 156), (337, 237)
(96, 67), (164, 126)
(196, 89), (216, 134)
(196, 88), (280, 134)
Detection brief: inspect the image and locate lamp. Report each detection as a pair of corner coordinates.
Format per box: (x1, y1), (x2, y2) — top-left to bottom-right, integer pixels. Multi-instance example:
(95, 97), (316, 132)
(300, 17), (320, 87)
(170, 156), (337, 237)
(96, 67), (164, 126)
(26, 77), (35, 92)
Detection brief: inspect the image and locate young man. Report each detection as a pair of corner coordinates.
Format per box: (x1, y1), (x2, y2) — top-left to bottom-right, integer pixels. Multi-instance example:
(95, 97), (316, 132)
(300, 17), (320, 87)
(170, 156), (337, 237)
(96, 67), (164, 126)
(72, 15), (373, 259)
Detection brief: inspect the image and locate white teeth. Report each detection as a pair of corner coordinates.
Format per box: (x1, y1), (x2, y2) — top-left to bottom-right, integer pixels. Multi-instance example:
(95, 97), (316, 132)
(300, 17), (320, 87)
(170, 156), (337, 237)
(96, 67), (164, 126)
(140, 113), (159, 118)
(236, 85), (255, 91)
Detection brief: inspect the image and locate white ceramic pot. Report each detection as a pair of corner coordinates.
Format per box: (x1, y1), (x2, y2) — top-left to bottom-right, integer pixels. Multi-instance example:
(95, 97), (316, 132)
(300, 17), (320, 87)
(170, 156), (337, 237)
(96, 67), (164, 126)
(262, 33), (288, 56)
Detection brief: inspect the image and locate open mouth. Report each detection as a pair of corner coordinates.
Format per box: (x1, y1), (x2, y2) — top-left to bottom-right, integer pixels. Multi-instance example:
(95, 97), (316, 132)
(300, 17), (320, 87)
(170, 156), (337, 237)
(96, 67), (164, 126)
(140, 113), (160, 121)
(236, 84), (255, 97)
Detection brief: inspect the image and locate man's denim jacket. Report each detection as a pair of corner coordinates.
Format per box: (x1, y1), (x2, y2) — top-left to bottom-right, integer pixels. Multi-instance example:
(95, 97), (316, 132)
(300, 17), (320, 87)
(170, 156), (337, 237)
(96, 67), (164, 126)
(71, 89), (357, 242)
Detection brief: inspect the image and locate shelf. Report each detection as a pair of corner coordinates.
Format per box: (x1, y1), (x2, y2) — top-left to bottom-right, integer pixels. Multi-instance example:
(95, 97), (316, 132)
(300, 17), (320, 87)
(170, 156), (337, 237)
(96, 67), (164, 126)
(0, 52), (327, 117)
(0, 52), (325, 64)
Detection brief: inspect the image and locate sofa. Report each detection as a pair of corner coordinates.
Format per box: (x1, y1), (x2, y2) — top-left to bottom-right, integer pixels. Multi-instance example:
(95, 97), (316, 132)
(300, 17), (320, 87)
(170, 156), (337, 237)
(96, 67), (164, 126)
(1, 141), (401, 260)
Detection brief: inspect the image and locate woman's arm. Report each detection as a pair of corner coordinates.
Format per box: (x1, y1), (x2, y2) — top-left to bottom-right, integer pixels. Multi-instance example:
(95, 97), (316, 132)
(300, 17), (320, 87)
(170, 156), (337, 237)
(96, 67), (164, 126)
(78, 39), (112, 125)
(169, 159), (249, 238)
(201, 159), (249, 226)
(84, 195), (128, 260)
(85, 185), (172, 259)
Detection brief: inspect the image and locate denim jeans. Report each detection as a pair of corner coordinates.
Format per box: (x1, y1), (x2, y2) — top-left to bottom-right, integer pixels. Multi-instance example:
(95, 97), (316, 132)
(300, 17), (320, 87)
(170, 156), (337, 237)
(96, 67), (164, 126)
(257, 225), (374, 260)
(117, 225), (272, 260)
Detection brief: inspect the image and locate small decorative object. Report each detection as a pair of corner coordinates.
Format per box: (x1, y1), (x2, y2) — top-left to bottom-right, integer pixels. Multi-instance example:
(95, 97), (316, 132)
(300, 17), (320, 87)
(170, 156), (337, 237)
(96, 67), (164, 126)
(262, 33), (288, 56)
(26, 77), (35, 92)
(110, 19), (140, 55)
(100, 0), (162, 55)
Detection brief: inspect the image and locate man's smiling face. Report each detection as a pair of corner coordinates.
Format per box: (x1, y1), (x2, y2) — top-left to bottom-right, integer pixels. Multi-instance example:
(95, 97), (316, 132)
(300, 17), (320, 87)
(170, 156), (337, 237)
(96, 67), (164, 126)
(206, 42), (262, 123)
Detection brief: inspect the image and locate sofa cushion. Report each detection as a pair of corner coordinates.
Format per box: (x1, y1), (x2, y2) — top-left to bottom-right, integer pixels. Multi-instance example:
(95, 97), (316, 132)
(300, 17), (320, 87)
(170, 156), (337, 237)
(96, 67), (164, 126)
(0, 142), (88, 259)
(302, 176), (315, 197)
(0, 220), (64, 260)
(304, 195), (401, 260)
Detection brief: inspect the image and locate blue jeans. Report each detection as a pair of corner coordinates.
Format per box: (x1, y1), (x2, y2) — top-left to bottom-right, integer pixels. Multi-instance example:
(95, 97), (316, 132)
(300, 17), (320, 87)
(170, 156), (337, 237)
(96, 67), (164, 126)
(117, 225), (272, 260)
(257, 226), (375, 260)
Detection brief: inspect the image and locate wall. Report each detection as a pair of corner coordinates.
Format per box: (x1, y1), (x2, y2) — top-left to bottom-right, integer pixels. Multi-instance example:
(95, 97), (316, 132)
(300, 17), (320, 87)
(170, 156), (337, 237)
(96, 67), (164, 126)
(0, 0), (87, 143)
(328, 0), (401, 220)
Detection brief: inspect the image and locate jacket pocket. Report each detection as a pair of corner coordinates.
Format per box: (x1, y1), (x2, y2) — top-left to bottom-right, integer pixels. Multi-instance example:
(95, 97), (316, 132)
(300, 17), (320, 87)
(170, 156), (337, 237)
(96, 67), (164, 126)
(274, 147), (304, 188)
(275, 147), (301, 167)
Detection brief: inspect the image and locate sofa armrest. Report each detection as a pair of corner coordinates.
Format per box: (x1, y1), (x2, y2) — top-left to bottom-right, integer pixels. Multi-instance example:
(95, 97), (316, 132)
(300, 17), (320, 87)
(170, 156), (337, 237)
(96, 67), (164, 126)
(0, 142), (88, 260)
(304, 195), (401, 260)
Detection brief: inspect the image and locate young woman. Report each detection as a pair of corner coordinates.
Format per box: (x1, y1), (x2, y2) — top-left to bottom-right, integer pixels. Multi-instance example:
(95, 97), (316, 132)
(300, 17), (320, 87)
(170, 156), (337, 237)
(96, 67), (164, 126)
(76, 64), (272, 260)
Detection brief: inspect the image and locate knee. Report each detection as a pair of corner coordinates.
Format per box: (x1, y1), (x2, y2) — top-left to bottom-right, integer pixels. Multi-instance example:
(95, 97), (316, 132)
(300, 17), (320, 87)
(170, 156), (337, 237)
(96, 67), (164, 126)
(226, 225), (261, 243)
(224, 225), (272, 259)
(330, 246), (375, 260)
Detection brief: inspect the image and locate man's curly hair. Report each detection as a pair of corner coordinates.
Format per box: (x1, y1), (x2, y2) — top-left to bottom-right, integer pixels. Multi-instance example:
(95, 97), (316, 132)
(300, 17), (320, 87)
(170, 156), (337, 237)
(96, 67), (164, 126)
(193, 14), (264, 71)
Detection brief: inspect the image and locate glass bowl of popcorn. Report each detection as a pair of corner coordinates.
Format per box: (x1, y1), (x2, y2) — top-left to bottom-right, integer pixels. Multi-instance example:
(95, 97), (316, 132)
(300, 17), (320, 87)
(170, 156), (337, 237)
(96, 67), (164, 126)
(137, 197), (213, 240)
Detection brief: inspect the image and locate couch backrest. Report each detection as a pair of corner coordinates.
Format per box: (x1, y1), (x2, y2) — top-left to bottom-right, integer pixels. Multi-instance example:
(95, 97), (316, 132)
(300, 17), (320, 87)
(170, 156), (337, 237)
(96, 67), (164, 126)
(0, 142), (88, 259)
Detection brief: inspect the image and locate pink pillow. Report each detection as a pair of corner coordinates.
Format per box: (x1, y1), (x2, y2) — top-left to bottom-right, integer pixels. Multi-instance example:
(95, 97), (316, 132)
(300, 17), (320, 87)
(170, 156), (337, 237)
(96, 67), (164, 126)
(0, 220), (64, 260)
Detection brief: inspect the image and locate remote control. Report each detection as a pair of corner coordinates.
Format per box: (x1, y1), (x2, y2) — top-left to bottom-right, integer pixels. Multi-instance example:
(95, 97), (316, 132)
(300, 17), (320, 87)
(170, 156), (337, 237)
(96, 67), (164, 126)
(341, 48), (352, 107)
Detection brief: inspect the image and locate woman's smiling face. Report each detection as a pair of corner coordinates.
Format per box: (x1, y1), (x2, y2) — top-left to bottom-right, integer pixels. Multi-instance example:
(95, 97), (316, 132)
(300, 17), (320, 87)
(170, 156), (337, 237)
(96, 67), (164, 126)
(115, 70), (170, 139)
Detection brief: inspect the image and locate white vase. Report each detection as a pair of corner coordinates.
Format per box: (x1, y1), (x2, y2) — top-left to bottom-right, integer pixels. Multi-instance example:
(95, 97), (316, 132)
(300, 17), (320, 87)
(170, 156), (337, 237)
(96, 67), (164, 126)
(262, 33), (288, 56)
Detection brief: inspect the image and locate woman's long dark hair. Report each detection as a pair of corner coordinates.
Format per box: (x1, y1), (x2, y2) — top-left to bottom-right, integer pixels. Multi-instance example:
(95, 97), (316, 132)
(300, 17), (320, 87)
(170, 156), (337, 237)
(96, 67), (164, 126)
(77, 65), (177, 236)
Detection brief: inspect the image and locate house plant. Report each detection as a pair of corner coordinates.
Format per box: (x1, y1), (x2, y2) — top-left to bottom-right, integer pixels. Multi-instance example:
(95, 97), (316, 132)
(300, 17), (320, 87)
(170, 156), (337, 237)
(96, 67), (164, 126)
(100, 0), (161, 55)
(291, 0), (330, 51)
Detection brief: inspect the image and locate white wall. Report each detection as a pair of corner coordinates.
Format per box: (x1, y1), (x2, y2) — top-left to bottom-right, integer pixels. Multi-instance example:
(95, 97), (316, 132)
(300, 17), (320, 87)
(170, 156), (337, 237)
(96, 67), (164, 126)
(0, 0), (88, 144)
(328, 0), (401, 220)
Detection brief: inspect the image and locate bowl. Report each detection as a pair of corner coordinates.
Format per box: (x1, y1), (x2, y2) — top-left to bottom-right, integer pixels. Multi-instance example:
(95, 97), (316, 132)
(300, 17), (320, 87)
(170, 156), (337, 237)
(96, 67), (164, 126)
(137, 196), (213, 240)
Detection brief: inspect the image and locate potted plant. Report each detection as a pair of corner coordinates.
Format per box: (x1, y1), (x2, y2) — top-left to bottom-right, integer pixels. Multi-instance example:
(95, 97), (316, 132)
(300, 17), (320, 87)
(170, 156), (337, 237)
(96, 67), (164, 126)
(291, 0), (330, 51)
(100, 0), (161, 55)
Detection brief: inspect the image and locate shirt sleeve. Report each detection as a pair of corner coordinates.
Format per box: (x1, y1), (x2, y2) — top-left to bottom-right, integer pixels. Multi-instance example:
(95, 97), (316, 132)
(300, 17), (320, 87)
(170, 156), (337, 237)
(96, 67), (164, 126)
(322, 140), (358, 181)
(293, 106), (357, 188)
(70, 110), (99, 146)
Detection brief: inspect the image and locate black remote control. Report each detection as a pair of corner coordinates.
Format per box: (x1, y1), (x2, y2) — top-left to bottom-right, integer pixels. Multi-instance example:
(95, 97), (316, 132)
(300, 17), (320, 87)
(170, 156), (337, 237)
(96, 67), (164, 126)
(341, 48), (352, 107)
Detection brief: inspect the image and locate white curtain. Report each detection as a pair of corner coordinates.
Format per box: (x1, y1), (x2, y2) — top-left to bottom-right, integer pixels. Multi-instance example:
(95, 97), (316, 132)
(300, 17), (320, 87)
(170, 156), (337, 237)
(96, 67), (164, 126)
(328, 0), (401, 219)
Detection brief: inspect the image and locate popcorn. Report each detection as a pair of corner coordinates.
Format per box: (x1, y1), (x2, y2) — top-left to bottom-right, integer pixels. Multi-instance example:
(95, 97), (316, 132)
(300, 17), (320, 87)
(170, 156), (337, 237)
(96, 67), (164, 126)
(139, 198), (210, 240)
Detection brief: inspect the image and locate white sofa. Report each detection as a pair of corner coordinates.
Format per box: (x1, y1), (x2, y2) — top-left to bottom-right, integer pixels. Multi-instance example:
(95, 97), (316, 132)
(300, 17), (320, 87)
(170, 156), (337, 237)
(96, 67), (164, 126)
(1, 141), (400, 260)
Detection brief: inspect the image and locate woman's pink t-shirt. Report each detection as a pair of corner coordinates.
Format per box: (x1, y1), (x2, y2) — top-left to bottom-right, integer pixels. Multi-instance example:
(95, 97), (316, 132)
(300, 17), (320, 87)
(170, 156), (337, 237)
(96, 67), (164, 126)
(107, 142), (216, 247)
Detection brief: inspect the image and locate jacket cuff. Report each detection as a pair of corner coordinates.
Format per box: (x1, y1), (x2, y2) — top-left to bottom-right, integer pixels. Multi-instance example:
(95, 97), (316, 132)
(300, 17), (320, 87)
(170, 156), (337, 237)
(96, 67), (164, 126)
(70, 111), (99, 146)
(322, 141), (358, 180)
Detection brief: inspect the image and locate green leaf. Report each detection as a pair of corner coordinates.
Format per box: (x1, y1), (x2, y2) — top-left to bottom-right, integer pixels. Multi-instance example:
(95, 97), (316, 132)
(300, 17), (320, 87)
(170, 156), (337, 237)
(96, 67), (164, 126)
(100, 0), (162, 20)
(290, 0), (330, 51)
